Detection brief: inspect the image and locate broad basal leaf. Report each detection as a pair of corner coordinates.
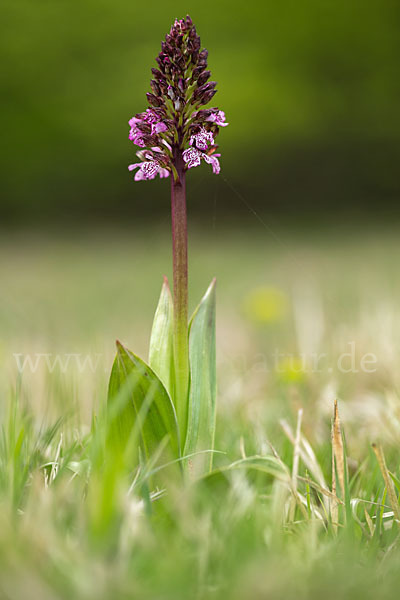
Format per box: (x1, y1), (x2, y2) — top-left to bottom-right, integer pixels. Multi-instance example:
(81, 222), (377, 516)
(184, 278), (217, 476)
(148, 277), (174, 400)
(107, 341), (180, 461)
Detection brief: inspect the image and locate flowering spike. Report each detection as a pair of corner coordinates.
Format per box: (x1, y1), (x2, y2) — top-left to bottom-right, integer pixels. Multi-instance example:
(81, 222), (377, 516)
(127, 15), (228, 181)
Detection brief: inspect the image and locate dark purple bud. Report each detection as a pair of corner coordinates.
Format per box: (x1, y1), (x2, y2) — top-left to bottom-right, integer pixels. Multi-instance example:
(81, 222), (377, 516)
(158, 79), (168, 94)
(170, 64), (179, 78)
(200, 89), (217, 105)
(167, 85), (175, 100)
(188, 123), (202, 136)
(197, 70), (211, 86)
(156, 55), (165, 71)
(151, 106), (167, 119)
(198, 49), (208, 66)
(158, 55), (171, 74)
(146, 92), (163, 107)
(204, 81), (217, 92)
(186, 15), (193, 27)
(172, 47), (183, 62)
(193, 81), (216, 99)
(151, 68), (164, 80)
(178, 78), (185, 93)
(171, 18), (188, 37)
(162, 42), (174, 57)
(191, 66), (204, 81)
(193, 35), (201, 51)
(176, 55), (186, 71)
(192, 81), (217, 105)
(150, 79), (161, 96)
(192, 109), (213, 122)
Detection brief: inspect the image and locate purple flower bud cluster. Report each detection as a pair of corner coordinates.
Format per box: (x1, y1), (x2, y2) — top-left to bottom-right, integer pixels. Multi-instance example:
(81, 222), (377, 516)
(128, 15), (228, 182)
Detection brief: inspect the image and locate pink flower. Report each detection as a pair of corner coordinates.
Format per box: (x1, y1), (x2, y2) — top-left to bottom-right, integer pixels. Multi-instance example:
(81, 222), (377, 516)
(128, 161), (169, 181)
(141, 109), (160, 125)
(206, 110), (229, 127)
(142, 110), (168, 134)
(203, 152), (221, 175)
(189, 128), (214, 151)
(182, 147), (220, 175)
(128, 130), (147, 146)
(182, 147), (202, 169)
(128, 116), (141, 127)
(152, 121), (168, 134)
(128, 109), (168, 147)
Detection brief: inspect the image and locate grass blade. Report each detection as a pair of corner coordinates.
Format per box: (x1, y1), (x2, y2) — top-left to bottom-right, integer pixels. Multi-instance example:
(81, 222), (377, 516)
(372, 443), (400, 525)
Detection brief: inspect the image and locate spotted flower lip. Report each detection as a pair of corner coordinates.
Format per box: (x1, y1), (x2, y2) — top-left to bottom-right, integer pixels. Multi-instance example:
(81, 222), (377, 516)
(181, 147), (202, 169)
(204, 152), (221, 175)
(127, 15), (228, 181)
(128, 161), (169, 181)
(189, 128), (215, 152)
(182, 147), (221, 175)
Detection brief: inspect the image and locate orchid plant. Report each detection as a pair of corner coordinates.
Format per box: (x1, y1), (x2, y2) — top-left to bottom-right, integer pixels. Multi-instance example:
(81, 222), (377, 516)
(107, 16), (228, 477)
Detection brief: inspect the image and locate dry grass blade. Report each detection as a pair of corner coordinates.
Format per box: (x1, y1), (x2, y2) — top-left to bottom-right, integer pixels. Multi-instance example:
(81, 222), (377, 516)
(267, 441), (308, 521)
(372, 443), (400, 525)
(280, 419), (327, 490)
(331, 410), (338, 531)
(330, 400), (346, 531)
(297, 476), (343, 502)
(292, 409), (303, 490)
(332, 400), (345, 496)
(364, 507), (375, 537)
(280, 417), (330, 516)
(289, 409), (303, 521)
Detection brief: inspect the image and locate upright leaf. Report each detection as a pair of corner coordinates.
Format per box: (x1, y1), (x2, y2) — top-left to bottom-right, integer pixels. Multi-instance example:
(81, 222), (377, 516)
(107, 341), (180, 461)
(184, 279), (217, 476)
(148, 277), (174, 399)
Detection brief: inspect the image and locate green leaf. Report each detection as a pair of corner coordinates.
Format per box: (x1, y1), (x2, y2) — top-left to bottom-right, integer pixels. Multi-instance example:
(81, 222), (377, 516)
(148, 277), (174, 400)
(107, 341), (180, 461)
(184, 279), (217, 476)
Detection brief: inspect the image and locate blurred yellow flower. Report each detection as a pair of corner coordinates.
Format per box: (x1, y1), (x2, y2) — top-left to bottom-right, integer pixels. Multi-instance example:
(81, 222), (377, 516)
(275, 356), (307, 383)
(243, 286), (289, 324)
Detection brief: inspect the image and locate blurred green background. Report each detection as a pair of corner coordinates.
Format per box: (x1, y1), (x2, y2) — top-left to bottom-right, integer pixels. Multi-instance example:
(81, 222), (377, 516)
(1, 0), (400, 222)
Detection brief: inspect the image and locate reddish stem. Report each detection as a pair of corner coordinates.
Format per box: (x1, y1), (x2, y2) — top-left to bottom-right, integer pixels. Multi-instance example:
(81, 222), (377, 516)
(170, 148), (189, 443)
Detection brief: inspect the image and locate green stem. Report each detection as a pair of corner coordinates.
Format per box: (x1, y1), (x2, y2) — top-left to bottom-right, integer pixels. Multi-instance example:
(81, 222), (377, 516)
(171, 148), (189, 447)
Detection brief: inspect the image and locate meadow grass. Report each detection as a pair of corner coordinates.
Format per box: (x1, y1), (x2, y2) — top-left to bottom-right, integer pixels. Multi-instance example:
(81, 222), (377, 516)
(1, 221), (400, 599)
